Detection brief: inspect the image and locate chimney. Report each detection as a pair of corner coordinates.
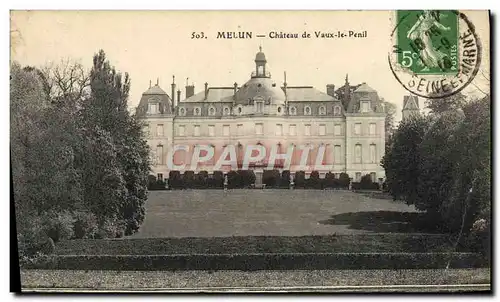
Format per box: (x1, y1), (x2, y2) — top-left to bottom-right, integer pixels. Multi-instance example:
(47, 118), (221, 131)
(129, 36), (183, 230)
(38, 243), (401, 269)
(177, 89), (181, 103)
(326, 84), (336, 97)
(171, 75), (176, 111)
(185, 78), (195, 99)
(233, 82), (238, 96)
(204, 82), (209, 100)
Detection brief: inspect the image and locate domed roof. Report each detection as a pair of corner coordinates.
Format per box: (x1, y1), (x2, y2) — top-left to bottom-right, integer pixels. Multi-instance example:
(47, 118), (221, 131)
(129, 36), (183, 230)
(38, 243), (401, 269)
(143, 84), (167, 95)
(234, 77), (285, 106)
(255, 46), (266, 62)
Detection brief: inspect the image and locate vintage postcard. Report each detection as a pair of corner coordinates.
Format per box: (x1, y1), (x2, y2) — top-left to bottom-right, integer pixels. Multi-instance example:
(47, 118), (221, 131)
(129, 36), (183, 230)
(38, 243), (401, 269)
(11, 10), (491, 293)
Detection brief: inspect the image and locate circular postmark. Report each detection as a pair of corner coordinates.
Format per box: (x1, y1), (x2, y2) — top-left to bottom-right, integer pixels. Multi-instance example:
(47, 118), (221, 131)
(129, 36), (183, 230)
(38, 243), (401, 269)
(389, 10), (481, 99)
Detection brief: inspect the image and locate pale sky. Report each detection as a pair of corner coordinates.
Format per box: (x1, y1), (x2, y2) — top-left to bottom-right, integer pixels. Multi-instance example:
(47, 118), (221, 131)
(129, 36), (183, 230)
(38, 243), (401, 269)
(10, 10), (490, 122)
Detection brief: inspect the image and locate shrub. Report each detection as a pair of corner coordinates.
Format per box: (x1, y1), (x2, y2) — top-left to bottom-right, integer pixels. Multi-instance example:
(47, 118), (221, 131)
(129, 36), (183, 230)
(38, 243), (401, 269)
(73, 210), (98, 239)
(338, 172), (350, 189)
(294, 171), (306, 188)
(17, 215), (50, 259)
(263, 170), (280, 188)
(227, 171), (241, 189)
(42, 210), (75, 243)
(307, 171), (322, 189)
(238, 170), (256, 188)
(211, 171), (224, 189)
(325, 172), (336, 189)
(351, 176), (380, 191)
(280, 170), (291, 188)
(95, 218), (126, 239)
(195, 171), (209, 188)
(169, 171), (183, 189)
(182, 171), (195, 189)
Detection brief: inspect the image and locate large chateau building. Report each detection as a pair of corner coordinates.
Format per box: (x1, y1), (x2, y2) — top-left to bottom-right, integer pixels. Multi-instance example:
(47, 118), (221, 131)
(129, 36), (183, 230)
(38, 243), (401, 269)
(136, 48), (389, 184)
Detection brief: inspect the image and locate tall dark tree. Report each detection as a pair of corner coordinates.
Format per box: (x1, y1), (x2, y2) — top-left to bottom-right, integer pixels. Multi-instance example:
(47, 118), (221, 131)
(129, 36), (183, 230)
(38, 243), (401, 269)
(82, 50), (150, 235)
(381, 114), (432, 204)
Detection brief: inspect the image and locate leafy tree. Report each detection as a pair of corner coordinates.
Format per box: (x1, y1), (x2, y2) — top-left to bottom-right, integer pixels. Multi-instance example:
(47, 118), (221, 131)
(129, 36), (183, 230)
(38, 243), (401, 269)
(426, 92), (466, 114)
(82, 50), (150, 235)
(440, 96), (491, 233)
(382, 114), (432, 204)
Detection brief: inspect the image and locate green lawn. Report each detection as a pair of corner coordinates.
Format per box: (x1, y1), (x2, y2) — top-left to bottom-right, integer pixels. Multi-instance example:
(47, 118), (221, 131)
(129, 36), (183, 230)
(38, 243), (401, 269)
(133, 189), (423, 238)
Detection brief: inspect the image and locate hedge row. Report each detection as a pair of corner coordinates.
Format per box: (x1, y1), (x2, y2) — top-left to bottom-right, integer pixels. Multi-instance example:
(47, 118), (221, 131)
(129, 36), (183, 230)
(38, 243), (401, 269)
(54, 234), (453, 255)
(26, 252), (487, 271)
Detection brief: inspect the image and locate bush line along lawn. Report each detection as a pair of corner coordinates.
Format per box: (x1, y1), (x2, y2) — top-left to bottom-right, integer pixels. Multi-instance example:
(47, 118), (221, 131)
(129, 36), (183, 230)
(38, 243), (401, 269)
(26, 252), (487, 271)
(55, 234), (455, 256)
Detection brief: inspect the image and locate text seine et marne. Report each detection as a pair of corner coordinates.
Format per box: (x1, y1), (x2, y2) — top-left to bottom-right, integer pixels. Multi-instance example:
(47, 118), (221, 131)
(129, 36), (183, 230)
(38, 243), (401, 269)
(215, 31), (367, 39)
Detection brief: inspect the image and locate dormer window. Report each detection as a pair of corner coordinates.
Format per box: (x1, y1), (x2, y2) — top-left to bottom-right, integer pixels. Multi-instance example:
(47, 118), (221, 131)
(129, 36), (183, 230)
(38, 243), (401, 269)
(223, 106), (230, 116)
(148, 103), (158, 114)
(361, 101), (371, 113)
(318, 106), (326, 115)
(333, 106), (341, 116)
(178, 107), (186, 116)
(290, 106), (297, 115)
(208, 106), (216, 116)
(194, 107), (202, 116)
(304, 106), (311, 116)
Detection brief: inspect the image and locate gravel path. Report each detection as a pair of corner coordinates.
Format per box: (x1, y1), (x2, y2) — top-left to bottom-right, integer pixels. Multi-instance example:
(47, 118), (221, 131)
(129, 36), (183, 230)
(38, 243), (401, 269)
(21, 268), (490, 292)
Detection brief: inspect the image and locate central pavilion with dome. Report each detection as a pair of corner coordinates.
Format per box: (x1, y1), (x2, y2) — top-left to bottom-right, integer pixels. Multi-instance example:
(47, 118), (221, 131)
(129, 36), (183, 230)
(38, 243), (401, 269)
(136, 47), (388, 185)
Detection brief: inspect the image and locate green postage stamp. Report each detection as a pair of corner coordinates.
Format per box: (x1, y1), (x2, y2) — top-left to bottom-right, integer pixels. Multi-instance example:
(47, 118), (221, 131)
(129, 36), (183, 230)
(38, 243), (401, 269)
(396, 10), (458, 75)
(390, 10), (481, 98)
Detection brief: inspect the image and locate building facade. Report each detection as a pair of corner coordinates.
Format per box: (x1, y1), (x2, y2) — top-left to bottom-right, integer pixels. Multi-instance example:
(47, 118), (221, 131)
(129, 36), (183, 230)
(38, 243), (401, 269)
(136, 48), (388, 184)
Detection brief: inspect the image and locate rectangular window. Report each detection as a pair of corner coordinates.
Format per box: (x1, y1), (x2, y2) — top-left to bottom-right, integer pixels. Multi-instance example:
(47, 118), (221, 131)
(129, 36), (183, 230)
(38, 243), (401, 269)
(370, 144), (377, 163)
(289, 124), (297, 136)
(156, 145), (164, 165)
(361, 101), (370, 113)
(354, 144), (362, 163)
(334, 145), (341, 164)
(223, 125), (230, 136)
(305, 124), (311, 136)
(369, 123), (376, 135)
(156, 124), (164, 137)
(255, 123), (263, 135)
(319, 124), (326, 136)
(157, 173), (163, 181)
(143, 124), (150, 136)
(334, 124), (341, 136)
(355, 172), (362, 182)
(208, 125), (215, 137)
(354, 123), (362, 135)
(178, 125), (185, 136)
(194, 125), (200, 137)
(237, 124), (243, 136)
(370, 172), (377, 183)
(276, 124), (283, 136)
